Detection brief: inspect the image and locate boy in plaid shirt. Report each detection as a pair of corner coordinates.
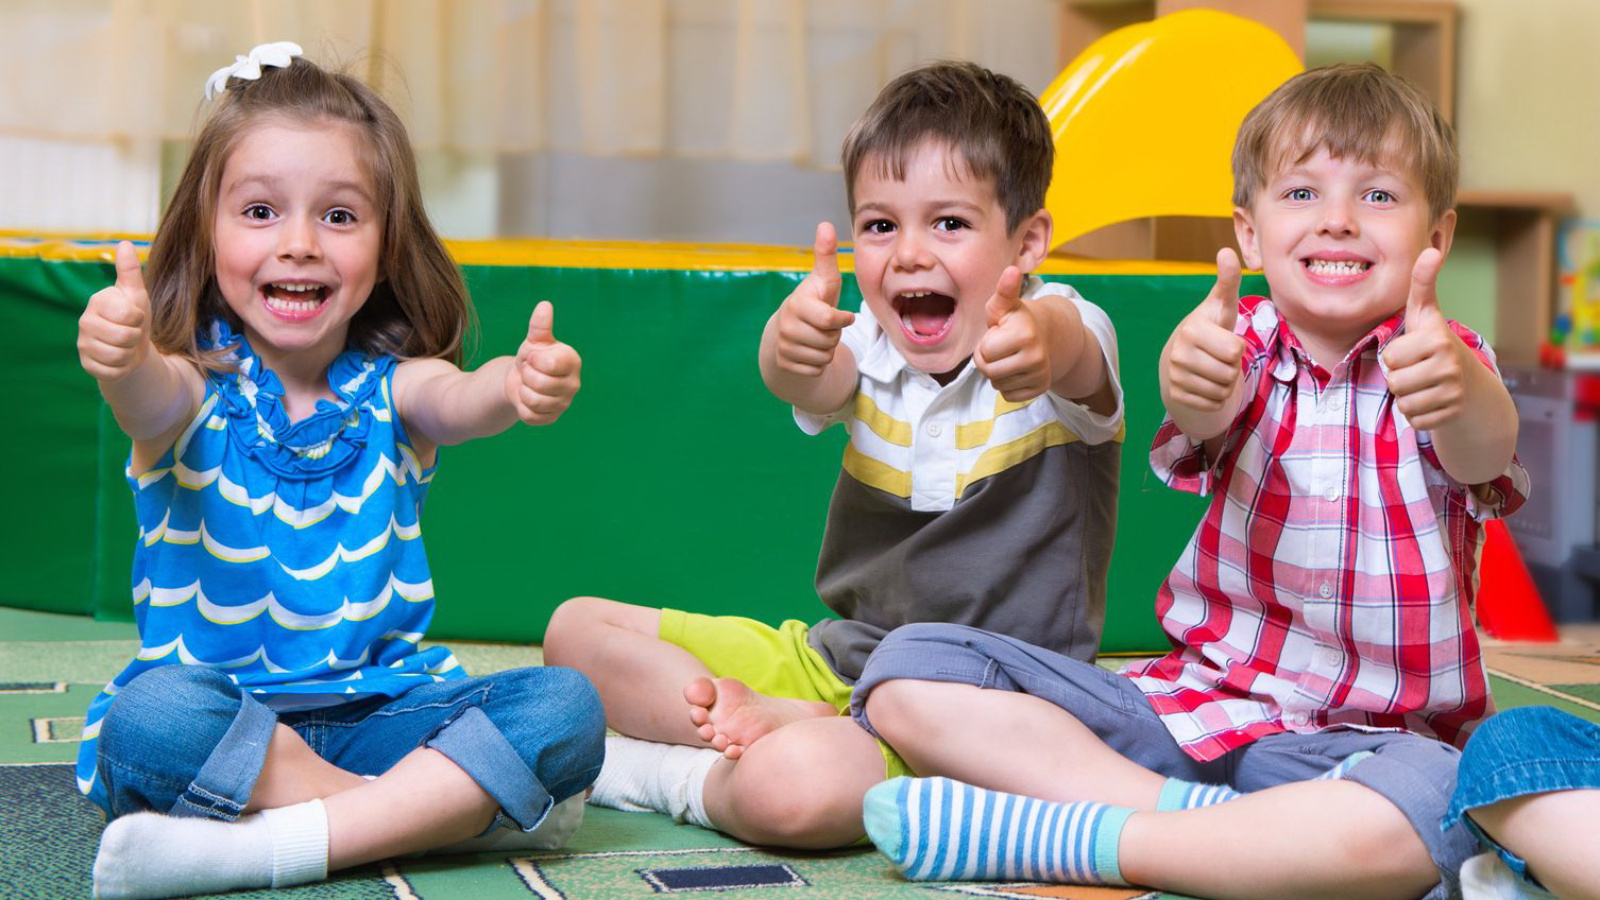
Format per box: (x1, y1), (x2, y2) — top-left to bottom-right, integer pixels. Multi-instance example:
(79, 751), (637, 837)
(847, 64), (1528, 900)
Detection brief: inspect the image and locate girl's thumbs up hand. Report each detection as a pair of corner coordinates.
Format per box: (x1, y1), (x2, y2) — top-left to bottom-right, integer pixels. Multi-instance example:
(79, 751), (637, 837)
(79, 241), (155, 382)
(506, 300), (582, 426)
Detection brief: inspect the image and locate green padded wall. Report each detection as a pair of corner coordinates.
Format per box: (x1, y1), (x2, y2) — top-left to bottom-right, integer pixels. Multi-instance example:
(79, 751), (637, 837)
(5, 251), (1264, 653)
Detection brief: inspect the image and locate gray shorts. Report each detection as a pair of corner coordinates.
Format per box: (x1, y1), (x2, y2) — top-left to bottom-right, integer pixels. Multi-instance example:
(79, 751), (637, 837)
(851, 623), (1479, 900)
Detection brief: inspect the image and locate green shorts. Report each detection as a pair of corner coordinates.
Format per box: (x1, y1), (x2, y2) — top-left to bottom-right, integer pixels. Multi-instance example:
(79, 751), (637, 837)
(659, 608), (911, 779)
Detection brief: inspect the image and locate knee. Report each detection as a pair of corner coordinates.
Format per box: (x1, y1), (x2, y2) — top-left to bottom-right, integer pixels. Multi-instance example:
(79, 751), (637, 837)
(728, 739), (866, 847)
(100, 666), (240, 756)
(486, 667), (606, 793)
(541, 596), (613, 666)
(1464, 706), (1580, 769)
(860, 678), (934, 747)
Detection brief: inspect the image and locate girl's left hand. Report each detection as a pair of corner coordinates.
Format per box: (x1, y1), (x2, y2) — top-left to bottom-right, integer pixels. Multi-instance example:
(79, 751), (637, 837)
(506, 301), (581, 425)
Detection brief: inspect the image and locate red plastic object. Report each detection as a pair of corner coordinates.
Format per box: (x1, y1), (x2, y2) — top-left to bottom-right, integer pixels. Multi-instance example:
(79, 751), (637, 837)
(1477, 519), (1560, 642)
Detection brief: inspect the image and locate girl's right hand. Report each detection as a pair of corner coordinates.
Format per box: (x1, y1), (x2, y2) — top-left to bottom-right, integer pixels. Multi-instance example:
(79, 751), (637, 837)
(79, 241), (155, 382)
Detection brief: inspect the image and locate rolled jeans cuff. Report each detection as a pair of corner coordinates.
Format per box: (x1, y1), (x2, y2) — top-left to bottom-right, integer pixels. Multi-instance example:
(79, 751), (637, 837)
(175, 689), (278, 821)
(427, 705), (553, 832)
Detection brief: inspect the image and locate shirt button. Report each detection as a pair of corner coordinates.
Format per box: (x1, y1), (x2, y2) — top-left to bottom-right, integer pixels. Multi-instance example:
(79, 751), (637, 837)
(1319, 582), (1334, 599)
(1322, 647), (1341, 667)
(926, 422), (942, 437)
(1324, 486), (1340, 502)
(1288, 712), (1309, 726)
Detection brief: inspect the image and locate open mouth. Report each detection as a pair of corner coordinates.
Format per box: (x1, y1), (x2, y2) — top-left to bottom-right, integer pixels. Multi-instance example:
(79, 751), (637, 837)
(262, 282), (329, 319)
(893, 290), (956, 345)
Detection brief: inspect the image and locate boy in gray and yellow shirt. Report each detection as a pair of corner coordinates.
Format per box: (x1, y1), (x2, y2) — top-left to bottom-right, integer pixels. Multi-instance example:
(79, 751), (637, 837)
(542, 60), (1124, 850)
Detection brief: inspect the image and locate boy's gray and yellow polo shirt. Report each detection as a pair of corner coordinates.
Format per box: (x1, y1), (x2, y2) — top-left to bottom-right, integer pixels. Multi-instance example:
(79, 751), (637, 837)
(798, 279), (1124, 683)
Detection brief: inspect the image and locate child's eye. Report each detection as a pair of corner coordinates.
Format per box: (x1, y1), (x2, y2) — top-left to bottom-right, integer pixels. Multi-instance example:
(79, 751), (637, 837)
(861, 220), (896, 235)
(324, 208), (358, 226)
(933, 217), (969, 232)
(243, 204), (276, 221)
(1364, 189), (1396, 204)
(1286, 188), (1315, 202)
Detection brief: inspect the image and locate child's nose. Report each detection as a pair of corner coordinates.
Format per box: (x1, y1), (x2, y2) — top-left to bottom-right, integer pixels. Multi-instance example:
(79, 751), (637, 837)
(893, 228), (933, 270)
(1318, 199), (1358, 237)
(276, 215), (322, 260)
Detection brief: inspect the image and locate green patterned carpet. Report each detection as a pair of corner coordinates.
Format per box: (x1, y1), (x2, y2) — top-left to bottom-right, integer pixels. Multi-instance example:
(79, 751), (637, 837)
(5, 606), (1598, 900)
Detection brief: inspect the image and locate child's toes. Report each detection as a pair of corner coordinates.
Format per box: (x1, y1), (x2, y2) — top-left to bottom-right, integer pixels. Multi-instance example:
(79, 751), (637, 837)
(683, 677), (717, 709)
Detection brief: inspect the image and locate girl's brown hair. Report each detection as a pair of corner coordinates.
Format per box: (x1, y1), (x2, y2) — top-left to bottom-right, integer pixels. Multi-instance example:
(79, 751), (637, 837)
(146, 55), (472, 369)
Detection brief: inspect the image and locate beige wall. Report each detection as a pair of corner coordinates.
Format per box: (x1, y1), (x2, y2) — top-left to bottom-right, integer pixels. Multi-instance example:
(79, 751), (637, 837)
(1455, 0), (1600, 217)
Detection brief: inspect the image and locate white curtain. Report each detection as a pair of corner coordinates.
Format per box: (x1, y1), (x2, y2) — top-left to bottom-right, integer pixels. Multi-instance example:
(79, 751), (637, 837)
(0, 0), (1063, 234)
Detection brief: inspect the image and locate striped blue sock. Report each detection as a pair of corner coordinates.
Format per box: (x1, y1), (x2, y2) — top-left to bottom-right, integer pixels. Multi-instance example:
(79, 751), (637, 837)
(1156, 778), (1241, 810)
(862, 777), (1132, 885)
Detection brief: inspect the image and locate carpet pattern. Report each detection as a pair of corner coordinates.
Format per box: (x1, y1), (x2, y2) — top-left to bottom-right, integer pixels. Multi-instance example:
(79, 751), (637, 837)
(4, 608), (1598, 899)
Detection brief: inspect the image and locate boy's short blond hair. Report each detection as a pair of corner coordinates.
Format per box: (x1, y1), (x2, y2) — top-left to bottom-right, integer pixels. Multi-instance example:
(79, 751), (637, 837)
(1232, 63), (1458, 221)
(841, 60), (1053, 234)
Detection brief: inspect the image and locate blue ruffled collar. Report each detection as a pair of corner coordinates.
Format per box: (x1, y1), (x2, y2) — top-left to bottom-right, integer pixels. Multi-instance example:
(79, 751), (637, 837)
(201, 320), (386, 479)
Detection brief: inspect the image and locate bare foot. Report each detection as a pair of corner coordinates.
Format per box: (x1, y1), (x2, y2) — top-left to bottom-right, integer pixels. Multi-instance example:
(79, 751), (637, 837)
(683, 677), (836, 759)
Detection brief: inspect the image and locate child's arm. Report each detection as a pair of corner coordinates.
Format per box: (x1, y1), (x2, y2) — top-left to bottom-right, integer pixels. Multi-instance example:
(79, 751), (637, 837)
(394, 301), (581, 449)
(973, 267), (1115, 415)
(758, 222), (859, 416)
(77, 241), (204, 471)
(1383, 249), (1518, 486)
(1157, 249), (1246, 455)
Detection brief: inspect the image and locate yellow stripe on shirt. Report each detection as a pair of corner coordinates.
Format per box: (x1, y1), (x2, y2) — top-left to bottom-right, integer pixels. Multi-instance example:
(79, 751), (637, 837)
(956, 421), (1081, 498)
(852, 393), (913, 447)
(842, 443), (913, 498)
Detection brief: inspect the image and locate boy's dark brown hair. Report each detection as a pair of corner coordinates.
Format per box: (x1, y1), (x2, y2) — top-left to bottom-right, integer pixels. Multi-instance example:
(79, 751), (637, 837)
(147, 55), (473, 370)
(841, 60), (1053, 234)
(1232, 62), (1458, 221)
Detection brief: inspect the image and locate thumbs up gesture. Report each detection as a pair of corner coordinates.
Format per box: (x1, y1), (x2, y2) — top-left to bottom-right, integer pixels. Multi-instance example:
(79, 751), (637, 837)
(974, 266), (1051, 401)
(1383, 249), (1468, 431)
(78, 241), (155, 382)
(773, 222), (855, 377)
(1162, 248), (1246, 416)
(505, 301), (582, 426)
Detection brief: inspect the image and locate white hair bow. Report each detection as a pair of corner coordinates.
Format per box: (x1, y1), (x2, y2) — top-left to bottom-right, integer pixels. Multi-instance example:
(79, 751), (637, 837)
(204, 41), (305, 100)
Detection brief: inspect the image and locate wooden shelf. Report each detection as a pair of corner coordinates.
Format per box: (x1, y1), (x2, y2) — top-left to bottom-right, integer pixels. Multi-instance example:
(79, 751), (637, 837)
(1309, 0), (1457, 120)
(1457, 190), (1575, 367)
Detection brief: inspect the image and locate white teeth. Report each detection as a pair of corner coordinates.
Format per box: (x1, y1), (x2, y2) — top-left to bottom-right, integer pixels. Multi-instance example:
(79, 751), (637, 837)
(266, 296), (319, 313)
(1305, 259), (1370, 276)
(270, 283), (321, 293)
(900, 290), (932, 299)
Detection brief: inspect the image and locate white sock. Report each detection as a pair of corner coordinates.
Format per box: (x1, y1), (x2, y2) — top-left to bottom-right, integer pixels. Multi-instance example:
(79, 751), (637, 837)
(588, 734), (719, 829)
(436, 793), (587, 854)
(93, 799), (328, 899)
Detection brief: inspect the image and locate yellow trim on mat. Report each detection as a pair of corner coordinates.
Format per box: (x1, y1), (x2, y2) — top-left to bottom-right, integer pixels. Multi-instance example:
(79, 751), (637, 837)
(0, 231), (1221, 275)
(842, 444), (912, 498)
(852, 393), (913, 447)
(956, 421), (1080, 498)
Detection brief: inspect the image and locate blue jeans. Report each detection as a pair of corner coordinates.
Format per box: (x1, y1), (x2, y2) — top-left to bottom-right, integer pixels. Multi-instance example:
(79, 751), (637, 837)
(1445, 706), (1600, 885)
(95, 664), (605, 833)
(854, 623), (1480, 900)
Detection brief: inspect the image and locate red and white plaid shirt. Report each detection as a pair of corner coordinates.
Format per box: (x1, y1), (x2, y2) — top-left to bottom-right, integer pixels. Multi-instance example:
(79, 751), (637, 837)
(1122, 296), (1528, 762)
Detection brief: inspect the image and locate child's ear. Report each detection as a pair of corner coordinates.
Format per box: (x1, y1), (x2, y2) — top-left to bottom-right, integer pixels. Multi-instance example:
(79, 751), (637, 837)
(1430, 209), (1457, 258)
(1012, 209), (1053, 272)
(1232, 207), (1263, 271)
